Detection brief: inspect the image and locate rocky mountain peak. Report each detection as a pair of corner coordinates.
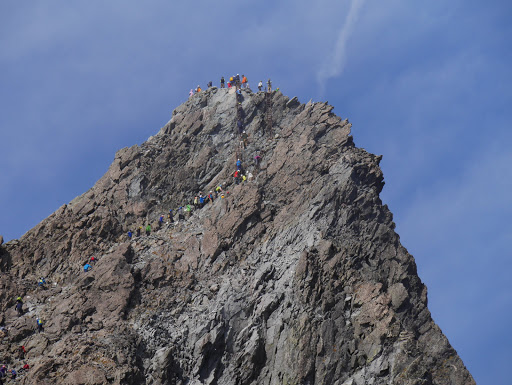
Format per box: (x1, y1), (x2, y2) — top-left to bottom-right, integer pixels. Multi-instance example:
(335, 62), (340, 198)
(0, 86), (474, 384)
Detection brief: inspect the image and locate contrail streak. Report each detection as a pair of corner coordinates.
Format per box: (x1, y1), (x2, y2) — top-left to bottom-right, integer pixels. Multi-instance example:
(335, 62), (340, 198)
(317, 0), (366, 96)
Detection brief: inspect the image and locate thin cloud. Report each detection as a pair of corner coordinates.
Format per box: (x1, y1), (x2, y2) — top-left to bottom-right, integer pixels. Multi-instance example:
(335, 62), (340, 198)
(317, 0), (366, 95)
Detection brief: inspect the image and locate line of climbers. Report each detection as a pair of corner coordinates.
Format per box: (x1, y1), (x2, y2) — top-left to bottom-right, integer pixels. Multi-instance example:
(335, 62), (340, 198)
(117, 152), (263, 248)
(188, 74), (273, 96)
(0, 292), (45, 382)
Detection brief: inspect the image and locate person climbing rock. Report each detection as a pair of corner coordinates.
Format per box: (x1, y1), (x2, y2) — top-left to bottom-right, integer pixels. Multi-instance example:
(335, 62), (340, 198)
(90, 256), (97, 264)
(178, 207), (185, 221)
(207, 81), (212, 88)
(189, 89), (194, 97)
(208, 191), (214, 203)
(258, 80), (263, 91)
(136, 226), (141, 237)
(194, 196), (199, 208)
(220, 76), (225, 88)
(145, 224), (151, 236)
(237, 119), (243, 134)
(15, 297), (23, 316)
(233, 170), (240, 185)
(10, 369), (16, 380)
(236, 158), (242, 171)
(36, 318), (43, 333)
(199, 194), (205, 207)
(267, 79), (272, 92)
(227, 81), (231, 88)
(159, 215), (164, 228)
(242, 131), (248, 148)
(84, 263), (91, 272)
(185, 204), (192, 218)
(196, 85), (202, 93)
(18, 345), (26, 359)
(127, 230), (133, 240)
(215, 185), (223, 198)
(38, 277), (46, 287)
(254, 154), (262, 169)
(168, 209), (174, 223)
(242, 75), (248, 88)
(235, 74), (240, 88)
(242, 174), (247, 183)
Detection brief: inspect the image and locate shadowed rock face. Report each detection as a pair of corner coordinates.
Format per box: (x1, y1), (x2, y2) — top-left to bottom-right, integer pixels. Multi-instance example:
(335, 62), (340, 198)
(0, 87), (474, 385)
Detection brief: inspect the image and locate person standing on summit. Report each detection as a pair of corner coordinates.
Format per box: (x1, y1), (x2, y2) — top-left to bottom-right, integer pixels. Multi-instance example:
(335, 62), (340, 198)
(220, 77), (225, 88)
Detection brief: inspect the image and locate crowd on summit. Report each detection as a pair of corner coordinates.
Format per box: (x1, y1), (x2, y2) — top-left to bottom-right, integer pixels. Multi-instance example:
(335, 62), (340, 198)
(189, 74), (273, 96)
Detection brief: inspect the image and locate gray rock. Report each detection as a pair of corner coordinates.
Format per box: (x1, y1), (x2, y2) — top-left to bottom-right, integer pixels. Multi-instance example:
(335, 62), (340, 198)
(0, 87), (474, 384)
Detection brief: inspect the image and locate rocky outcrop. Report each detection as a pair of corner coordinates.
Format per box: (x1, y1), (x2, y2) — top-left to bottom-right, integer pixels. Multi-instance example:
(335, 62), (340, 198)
(0, 87), (474, 384)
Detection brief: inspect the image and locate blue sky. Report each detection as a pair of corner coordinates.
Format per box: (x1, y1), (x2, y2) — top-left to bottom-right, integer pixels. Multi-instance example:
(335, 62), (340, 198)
(1, 1), (510, 383)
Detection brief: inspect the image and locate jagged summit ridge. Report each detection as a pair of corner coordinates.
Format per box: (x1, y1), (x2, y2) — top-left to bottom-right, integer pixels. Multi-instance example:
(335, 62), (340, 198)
(0, 87), (474, 384)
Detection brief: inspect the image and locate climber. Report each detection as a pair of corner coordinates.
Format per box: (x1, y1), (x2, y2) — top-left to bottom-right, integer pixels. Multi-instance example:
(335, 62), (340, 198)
(159, 214), (164, 228)
(145, 224), (151, 236)
(215, 185), (223, 198)
(267, 79), (272, 92)
(196, 85), (202, 93)
(229, 76), (234, 84)
(18, 346), (26, 359)
(207, 81), (212, 88)
(237, 119), (243, 134)
(10, 369), (15, 380)
(189, 89), (194, 97)
(136, 226), (141, 237)
(199, 194), (205, 207)
(242, 174), (247, 183)
(236, 158), (242, 171)
(36, 318), (43, 333)
(90, 256), (97, 264)
(194, 196), (199, 208)
(258, 80), (263, 91)
(127, 230), (132, 240)
(242, 131), (248, 149)
(242, 75), (248, 88)
(38, 277), (46, 286)
(169, 209), (174, 223)
(178, 207), (185, 221)
(0, 366), (6, 379)
(227, 81), (232, 88)
(220, 76), (225, 88)
(84, 263), (91, 272)
(233, 170), (240, 185)
(254, 154), (262, 169)
(208, 191), (214, 203)
(15, 297), (23, 316)
(235, 74), (240, 88)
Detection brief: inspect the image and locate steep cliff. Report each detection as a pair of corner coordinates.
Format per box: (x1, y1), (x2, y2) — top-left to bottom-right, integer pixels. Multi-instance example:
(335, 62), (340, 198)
(0, 87), (474, 385)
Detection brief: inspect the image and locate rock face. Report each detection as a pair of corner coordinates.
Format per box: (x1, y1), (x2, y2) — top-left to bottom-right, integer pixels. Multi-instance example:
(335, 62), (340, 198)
(0, 87), (475, 384)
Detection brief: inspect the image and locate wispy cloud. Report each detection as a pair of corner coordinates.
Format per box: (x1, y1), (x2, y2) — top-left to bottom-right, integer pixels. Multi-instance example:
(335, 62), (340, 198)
(316, 0), (366, 96)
